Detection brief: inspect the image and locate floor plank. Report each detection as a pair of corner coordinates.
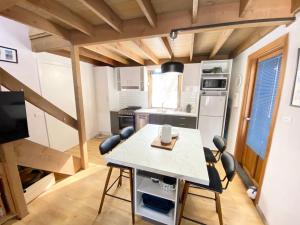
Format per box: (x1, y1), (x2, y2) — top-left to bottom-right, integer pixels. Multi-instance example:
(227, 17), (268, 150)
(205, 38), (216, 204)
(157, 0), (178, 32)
(5, 138), (265, 225)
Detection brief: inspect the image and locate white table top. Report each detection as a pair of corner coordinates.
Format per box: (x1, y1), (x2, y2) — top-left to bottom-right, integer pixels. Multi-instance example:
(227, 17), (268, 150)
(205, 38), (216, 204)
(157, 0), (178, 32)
(105, 124), (209, 185)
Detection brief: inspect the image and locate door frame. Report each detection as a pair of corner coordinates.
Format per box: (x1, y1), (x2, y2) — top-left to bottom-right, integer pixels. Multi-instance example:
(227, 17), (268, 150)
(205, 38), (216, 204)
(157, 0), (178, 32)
(234, 34), (289, 204)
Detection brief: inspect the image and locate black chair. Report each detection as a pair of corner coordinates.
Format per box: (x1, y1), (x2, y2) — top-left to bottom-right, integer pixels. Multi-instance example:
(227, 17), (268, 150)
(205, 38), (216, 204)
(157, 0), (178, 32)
(179, 152), (236, 225)
(204, 135), (227, 165)
(118, 126), (135, 187)
(98, 135), (135, 224)
(120, 126), (135, 140)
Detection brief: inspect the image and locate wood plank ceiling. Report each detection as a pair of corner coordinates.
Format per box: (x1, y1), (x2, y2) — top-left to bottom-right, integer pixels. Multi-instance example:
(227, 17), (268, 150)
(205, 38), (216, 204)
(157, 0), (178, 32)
(0, 0), (296, 66)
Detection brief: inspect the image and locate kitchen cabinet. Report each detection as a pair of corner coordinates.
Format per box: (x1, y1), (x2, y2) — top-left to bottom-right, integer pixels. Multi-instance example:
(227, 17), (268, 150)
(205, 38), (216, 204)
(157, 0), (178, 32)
(148, 114), (197, 129)
(182, 63), (201, 91)
(118, 67), (146, 91)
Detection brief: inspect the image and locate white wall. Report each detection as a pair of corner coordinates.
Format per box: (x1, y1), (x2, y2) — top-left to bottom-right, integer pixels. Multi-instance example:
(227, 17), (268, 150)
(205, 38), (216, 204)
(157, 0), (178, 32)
(228, 13), (300, 225)
(37, 53), (98, 151)
(0, 17), (49, 146)
(94, 66), (114, 134)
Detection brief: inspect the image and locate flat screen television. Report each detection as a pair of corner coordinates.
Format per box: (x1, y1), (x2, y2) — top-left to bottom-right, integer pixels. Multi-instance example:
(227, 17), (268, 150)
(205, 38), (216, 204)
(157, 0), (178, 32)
(0, 91), (29, 144)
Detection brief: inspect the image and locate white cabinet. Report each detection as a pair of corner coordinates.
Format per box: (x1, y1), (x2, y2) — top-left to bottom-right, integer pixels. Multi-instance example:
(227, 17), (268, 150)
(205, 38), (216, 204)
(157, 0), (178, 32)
(182, 63), (201, 91)
(118, 66), (145, 90)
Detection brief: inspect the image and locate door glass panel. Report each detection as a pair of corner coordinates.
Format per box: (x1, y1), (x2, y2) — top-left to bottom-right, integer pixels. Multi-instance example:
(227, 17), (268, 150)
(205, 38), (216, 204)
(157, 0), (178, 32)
(246, 54), (282, 159)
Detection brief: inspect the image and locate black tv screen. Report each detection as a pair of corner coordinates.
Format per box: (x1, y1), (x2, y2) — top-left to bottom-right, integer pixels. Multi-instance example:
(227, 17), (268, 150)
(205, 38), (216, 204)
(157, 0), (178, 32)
(0, 91), (29, 144)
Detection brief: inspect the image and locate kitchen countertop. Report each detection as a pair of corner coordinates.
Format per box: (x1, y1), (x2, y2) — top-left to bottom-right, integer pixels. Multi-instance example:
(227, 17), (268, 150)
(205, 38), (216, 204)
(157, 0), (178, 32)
(135, 108), (197, 117)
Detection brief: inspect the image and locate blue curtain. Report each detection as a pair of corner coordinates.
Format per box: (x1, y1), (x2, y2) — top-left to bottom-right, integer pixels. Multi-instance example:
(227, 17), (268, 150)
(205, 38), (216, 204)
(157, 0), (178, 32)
(246, 54), (282, 159)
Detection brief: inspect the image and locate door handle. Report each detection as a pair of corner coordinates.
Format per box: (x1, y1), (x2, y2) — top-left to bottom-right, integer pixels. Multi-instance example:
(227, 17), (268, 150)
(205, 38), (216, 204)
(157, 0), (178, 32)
(244, 117), (251, 121)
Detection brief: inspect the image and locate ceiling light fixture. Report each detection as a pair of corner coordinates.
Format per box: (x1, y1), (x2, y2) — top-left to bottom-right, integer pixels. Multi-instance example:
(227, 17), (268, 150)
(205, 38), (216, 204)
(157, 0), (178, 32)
(161, 30), (184, 74)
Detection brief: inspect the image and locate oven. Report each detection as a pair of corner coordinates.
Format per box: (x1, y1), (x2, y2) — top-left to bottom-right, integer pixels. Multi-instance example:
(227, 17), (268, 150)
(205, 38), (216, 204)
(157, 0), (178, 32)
(118, 106), (141, 131)
(118, 115), (135, 130)
(201, 76), (227, 91)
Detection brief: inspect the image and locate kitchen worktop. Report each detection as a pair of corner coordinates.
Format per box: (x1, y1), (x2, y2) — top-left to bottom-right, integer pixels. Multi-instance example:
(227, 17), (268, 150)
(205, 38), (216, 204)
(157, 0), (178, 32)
(135, 108), (197, 117)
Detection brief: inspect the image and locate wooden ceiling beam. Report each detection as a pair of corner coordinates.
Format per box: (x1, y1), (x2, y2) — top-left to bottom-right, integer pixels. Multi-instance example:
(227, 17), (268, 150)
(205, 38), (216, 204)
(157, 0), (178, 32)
(71, 1), (294, 46)
(0, 0), (21, 12)
(230, 26), (275, 58)
(190, 0), (199, 61)
(291, 0), (300, 13)
(79, 0), (122, 32)
(190, 34), (195, 61)
(210, 29), (234, 59)
(192, 0), (199, 23)
(133, 40), (159, 64)
(136, 0), (157, 27)
(27, 0), (94, 36)
(79, 48), (118, 66)
(105, 43), (145, 65)
(84, 45), (129, 64)
(0, 6), (70, 40)
(160, 37), (173, 59)
(31, 35), (71, 52)
(239, 0), (254, 17)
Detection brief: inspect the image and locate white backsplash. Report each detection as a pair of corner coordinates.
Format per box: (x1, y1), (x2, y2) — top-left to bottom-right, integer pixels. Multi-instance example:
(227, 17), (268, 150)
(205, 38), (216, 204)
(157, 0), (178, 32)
(181, 90), (200, 114)
(119, 90), (148, 109)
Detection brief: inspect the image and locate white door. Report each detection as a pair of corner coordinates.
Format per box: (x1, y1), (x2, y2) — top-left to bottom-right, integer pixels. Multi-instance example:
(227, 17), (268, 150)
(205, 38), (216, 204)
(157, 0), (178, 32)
(199, 95), (226, 116)
(198, 116), (223, 149)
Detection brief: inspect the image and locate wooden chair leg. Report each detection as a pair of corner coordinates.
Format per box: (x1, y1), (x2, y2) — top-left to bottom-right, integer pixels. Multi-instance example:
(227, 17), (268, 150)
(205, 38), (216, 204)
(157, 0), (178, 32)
(118, 169), (123, 187)
(98, 167), (113, 214)
(129, 169), (135, 224)
(215, 193), (223, 225)
(179, 182), (189, 225)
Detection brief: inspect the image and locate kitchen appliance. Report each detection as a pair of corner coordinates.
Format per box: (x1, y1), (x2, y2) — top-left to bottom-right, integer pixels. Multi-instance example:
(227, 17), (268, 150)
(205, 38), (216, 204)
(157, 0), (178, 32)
(135, 113), (149, 131)
(0, 91), (29, 144)
(118, 106), (141, 130)
(198, 93), (227, 149)
(201, 76), (227, 90)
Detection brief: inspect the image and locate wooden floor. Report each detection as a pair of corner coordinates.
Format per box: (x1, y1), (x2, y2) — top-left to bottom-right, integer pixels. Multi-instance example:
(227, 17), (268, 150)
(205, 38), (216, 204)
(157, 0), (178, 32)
(5, 139), (265, 225)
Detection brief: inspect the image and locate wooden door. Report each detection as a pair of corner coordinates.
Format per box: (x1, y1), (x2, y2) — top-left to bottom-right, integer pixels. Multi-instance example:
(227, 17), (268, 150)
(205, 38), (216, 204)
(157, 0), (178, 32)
(241, 49), (283, 185)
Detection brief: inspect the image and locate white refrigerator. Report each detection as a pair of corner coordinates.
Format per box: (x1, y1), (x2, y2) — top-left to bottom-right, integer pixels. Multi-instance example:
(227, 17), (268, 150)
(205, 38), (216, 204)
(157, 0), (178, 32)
(198, 94), (226, 149)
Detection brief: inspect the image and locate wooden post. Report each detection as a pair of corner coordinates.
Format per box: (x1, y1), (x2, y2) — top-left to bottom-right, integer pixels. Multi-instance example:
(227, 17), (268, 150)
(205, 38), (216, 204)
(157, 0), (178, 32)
(70, 45), (88, 169)
(0, 143), (28, 218)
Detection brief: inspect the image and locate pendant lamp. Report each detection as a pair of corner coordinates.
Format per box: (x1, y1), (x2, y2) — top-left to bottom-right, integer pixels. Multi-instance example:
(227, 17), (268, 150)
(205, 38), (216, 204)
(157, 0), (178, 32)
(161, 31), (184, 74)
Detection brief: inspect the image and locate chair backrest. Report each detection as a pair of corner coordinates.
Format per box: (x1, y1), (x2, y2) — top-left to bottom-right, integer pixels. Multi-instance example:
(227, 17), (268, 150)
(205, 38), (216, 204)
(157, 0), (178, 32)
(99, 135), (121, 155)
(120, 126), (134, 140)
(221, 152), (236, 183)
(213, 135), (227, 153)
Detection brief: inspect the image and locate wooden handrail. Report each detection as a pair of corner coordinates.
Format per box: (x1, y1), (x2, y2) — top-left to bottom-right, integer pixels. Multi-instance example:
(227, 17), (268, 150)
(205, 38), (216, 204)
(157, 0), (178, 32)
(0, 67), (78, 130)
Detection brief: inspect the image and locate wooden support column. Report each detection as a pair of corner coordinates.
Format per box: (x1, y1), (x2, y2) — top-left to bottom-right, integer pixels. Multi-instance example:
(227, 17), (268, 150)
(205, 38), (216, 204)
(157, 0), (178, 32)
(70, 45), (88, 169)
(0, 143), (28, 218)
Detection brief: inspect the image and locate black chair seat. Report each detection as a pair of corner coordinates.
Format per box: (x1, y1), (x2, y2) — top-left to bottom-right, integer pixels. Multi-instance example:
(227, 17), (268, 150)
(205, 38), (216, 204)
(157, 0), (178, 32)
(107, 162), (131, 170)
(190, 166), (223, 193)
(204, 147), (217, 164)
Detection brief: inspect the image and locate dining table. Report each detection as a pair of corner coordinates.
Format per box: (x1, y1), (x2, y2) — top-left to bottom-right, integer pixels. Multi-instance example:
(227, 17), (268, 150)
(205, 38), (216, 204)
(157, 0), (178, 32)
(105, 124), (209, 225)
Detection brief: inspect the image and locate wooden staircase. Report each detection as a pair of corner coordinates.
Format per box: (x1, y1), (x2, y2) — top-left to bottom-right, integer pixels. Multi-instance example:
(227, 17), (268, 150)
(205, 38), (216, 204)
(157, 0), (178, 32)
(0, 66), (88, 221)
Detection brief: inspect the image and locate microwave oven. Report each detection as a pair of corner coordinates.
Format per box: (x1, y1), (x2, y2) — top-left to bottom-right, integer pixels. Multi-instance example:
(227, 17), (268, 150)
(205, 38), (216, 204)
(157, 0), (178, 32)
(201, 76), (227, 90)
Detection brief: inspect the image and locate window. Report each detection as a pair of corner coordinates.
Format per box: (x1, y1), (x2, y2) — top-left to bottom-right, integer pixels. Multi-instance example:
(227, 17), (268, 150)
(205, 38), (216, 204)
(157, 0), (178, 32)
(150, 72), (181, 109)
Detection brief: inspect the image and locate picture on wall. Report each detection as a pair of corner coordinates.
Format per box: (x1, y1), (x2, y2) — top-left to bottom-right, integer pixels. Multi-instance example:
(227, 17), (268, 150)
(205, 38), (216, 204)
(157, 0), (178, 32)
(0, 46), (18, 63)
(291, 49), (300, 107)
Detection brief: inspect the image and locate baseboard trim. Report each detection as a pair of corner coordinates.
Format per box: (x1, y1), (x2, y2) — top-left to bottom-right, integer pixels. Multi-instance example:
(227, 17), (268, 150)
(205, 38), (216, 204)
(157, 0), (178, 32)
(256, 205), (269, 225)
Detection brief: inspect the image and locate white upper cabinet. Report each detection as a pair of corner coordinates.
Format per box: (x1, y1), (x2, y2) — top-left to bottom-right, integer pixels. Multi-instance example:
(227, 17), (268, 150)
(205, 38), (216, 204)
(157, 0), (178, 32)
(182, 63), (201, 91)
(118, 66), (145, 90)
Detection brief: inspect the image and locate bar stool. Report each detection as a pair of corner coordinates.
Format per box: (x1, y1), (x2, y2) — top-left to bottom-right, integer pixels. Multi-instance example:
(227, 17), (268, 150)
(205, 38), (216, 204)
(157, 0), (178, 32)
(118, 126), (135, 187)
(98, 135), (135, 224)
(120, 126), (135, 140)
(204, 135), (227, 165)
(179, 152), (236, 225)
